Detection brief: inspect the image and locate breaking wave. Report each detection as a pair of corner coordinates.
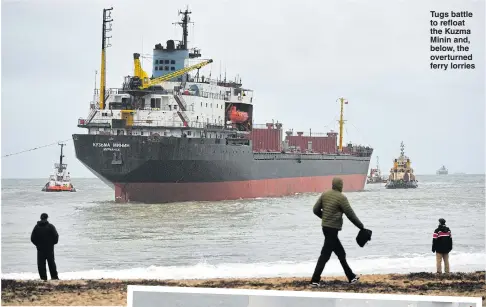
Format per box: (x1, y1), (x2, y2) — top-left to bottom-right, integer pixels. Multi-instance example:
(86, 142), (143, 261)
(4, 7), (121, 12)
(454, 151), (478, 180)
(2, 252), (484, 280)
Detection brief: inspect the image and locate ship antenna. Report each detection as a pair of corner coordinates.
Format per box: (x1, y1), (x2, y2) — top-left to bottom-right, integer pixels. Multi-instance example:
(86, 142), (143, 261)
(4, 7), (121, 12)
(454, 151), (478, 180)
(337, 97), (348, 152)
(400, 141), (405, 157)
(173, 6), (192, 50)
(99, 7), (113, 110)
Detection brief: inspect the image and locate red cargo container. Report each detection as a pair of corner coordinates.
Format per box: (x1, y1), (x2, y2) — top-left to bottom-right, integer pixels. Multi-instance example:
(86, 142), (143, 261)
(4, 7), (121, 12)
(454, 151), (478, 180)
(282, 128), (344, 154)
(286, 135), (302, 152)
(304, 137), (313, 152)
(287, 135), (304, 152)
(285, 134), (341, 153)
(320, 138), (327, 153)
(329, 138), (336, 153)
(320, 138), (328, 153)
(325, 131), (338, 154)
(306, 137), (312, 152)
(251, 124), (282, 152)
(286, 135), (331, 153)
(313, 137), (327, 153)
(327, 137), (335, 153)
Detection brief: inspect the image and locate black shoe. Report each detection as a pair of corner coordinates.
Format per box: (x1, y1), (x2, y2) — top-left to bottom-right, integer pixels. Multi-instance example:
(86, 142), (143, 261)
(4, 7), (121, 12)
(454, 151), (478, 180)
(349, 276), (360, 284)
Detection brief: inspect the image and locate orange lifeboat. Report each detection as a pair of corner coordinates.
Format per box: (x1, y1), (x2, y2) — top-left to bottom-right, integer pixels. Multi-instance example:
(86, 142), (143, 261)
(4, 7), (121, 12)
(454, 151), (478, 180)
(228, 106), (249, 123)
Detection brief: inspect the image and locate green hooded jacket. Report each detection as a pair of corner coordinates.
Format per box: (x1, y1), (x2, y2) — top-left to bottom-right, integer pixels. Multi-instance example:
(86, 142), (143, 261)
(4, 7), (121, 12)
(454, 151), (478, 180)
(313, 177), (364, 230)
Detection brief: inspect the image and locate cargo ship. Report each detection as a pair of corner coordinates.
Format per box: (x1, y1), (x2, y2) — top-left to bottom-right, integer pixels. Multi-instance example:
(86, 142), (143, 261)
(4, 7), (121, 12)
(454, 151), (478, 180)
(72, 7), (373, 203)
(42, 143), (76, 192)
(385, 142), (418, 189)
(436, 165), (448, 175)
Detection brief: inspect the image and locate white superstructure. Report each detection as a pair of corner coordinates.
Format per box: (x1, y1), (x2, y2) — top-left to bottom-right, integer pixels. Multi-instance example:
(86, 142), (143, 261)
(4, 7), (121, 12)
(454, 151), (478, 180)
(78, 8), (254, 140)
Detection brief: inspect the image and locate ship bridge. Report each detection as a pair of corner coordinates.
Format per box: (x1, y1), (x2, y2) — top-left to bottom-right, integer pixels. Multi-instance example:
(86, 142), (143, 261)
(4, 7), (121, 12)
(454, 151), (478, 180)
(152, 8), (202, 80)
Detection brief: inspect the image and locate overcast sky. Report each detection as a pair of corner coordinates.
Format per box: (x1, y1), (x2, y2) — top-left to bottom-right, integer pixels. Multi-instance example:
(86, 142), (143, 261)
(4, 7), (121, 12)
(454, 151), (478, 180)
(1, 0), (484, 178)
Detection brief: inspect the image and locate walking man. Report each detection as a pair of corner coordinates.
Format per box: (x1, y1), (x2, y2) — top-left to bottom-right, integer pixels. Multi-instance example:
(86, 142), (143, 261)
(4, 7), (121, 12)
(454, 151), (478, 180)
(432, 218), (452, 274)
(310, 177), (364, 287)
(30, 213), (59, 280)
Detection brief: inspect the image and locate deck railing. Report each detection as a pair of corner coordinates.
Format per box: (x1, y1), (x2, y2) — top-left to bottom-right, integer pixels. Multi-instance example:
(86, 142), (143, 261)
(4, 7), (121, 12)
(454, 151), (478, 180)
(78, 118), (228, 130)
(91, 87), (231, 105)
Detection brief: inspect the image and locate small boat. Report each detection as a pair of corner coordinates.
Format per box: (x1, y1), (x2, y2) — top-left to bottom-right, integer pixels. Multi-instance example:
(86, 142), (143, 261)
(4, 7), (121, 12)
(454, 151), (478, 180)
(385, 142), (418, 189)
(42, 143), (77, 192)
(436, 165), (448, 175)
(367, 156), (387, 184)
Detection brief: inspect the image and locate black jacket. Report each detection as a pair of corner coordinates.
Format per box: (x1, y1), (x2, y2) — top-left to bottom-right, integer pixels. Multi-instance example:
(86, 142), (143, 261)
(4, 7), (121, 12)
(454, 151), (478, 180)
(432, 224), (452, 254)
(31, 220), (59, 251)
(356, 228), (372, 247)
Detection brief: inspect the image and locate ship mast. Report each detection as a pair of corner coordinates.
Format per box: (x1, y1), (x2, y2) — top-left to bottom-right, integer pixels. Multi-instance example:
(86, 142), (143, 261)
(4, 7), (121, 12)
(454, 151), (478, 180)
(337, 97), (347, 152)
(99, 7), (113, 110)
(400, 141), (405, 157)
(92, 70), (98, 105)
(173, 6), (193, 50)
(58, 142), (65, 173)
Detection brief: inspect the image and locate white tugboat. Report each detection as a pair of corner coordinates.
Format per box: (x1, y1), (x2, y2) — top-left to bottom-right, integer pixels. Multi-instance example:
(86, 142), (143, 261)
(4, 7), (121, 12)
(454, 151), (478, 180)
(385, 142), (418, 189)
(436, 165), (448, 175)
(42, 143), (77, 192)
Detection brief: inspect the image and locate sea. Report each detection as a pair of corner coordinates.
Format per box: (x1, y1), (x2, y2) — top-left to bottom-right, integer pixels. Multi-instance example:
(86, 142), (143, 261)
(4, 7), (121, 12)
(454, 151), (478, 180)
(1, 174), (484, 280)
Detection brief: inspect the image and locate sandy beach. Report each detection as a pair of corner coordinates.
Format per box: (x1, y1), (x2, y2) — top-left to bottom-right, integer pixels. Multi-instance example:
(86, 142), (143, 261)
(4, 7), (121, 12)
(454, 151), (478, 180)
(2, 271), (485, 306)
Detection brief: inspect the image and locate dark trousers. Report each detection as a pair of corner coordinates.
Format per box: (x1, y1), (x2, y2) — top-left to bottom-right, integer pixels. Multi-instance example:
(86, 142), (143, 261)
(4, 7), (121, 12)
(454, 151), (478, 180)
(37, 248), (58, 280)
(311, 226), (355, 282)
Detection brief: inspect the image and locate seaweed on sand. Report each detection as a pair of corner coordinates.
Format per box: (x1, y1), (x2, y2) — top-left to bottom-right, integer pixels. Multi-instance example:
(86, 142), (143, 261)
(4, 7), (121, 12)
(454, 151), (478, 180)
(2, 272), (485, 305)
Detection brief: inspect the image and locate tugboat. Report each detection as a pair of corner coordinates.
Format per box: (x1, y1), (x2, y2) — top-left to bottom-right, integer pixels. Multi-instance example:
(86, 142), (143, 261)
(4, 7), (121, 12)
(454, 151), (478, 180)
(436, 165), (448, 175)
(385, 142), (418, 189)
(42, 143), (76, 192)
(367, 156), (387, 184)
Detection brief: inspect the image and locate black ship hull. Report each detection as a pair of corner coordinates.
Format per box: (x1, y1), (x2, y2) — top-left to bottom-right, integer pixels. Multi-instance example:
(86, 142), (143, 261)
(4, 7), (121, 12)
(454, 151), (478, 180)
(72, 134), (372, 203)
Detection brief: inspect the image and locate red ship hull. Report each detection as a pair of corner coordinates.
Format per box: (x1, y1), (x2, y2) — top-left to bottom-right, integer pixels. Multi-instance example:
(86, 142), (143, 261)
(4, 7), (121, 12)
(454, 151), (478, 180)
(114, 174), (366, 203)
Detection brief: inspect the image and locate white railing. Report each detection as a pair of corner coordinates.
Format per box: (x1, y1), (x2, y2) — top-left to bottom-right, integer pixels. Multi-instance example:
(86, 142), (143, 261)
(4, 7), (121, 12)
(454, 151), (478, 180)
(82, 118), (225, 130)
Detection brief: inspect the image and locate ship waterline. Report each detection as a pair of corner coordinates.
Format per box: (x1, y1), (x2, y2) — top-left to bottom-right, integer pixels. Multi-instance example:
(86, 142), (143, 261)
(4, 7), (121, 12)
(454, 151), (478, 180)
(114, 174), (367, 203)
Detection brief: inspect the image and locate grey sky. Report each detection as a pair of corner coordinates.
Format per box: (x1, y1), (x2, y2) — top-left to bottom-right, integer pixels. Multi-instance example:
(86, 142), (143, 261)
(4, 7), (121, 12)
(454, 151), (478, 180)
(1, 0), (484, 178)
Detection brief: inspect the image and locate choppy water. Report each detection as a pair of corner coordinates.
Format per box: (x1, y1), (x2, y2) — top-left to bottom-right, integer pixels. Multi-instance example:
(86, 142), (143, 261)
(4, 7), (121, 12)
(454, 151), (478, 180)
(1, 175), (484, 280)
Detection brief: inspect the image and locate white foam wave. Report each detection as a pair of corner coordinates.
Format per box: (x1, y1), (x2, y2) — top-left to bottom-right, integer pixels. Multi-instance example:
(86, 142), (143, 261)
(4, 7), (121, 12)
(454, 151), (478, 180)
(2, 252), (484, 281)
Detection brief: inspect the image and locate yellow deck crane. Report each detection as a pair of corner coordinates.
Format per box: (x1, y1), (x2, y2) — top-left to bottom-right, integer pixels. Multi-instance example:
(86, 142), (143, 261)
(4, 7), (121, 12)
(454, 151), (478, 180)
(121, 54), (213, 127)
(128, 53), (213, 90)
(132, 53), (150, 88)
